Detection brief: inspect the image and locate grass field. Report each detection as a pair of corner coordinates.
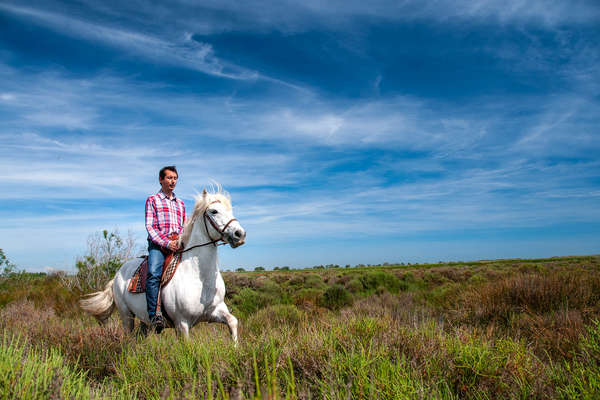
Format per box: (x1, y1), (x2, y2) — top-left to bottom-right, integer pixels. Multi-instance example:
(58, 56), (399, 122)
(0, 255), (599, 399)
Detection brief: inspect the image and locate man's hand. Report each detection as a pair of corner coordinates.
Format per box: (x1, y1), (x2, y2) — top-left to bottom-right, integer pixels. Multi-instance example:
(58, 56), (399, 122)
(167, 240), (180, 252)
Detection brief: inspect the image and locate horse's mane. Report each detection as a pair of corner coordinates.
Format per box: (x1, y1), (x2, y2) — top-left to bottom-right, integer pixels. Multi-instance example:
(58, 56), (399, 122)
(179, 187), (232, 247)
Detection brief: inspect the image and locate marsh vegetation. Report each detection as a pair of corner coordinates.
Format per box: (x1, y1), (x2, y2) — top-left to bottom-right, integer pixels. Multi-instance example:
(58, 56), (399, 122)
(0, 254), (599, 399)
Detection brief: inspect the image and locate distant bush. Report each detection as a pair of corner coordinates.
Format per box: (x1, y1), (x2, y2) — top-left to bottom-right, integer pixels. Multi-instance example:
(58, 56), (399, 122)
(359, 271), (402, 293)
(304, 274), (327, 289)
(458, 272), (600, 323)
(232, 279), (290, 317)
(345, 278), (364, 293)
(254, 266), (265, 271)
(231, 288), (272, 317)
(73, 229), (138, 292)
(236, 268), (246, 272)
(293, 288), (324, 307)
(319, 285), (353, 310)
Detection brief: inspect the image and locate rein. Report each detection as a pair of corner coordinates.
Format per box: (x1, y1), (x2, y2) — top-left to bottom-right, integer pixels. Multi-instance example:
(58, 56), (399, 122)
(177, 200), (237, 254)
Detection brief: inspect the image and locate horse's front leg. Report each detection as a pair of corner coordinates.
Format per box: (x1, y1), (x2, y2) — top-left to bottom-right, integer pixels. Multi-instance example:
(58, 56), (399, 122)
(212, 304), (238, 344)
(175, 320), (190, 339)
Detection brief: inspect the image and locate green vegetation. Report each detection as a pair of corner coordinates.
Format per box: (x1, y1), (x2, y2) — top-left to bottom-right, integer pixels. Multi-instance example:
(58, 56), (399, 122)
(0, 333), (92, 399)
(0, 254), (599, 398)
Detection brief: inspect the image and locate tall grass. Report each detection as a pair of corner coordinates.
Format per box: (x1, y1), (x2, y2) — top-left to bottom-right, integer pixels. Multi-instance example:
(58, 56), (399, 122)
(0, 332), (93, 399)
(0, 255), (598, 398)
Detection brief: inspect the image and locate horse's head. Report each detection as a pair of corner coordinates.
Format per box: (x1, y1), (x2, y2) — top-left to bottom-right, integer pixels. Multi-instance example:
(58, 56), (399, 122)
(179, 187), (246, 250)
(202, 190), (246, 248)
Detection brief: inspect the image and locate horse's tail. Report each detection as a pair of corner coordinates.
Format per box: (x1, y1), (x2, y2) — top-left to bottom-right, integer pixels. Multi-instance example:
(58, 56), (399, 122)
(79, 278), (115, 324)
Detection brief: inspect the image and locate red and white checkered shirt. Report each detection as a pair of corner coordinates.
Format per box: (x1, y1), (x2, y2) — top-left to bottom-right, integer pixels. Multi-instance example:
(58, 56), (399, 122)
(145, 190), (186, 248)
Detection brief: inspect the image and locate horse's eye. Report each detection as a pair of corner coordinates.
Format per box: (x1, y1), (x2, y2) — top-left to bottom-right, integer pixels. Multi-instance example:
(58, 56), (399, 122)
(210, 209), (218, 215)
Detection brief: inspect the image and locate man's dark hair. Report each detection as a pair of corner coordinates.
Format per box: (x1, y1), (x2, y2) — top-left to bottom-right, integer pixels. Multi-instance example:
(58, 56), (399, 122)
(159, 166), (178, 180)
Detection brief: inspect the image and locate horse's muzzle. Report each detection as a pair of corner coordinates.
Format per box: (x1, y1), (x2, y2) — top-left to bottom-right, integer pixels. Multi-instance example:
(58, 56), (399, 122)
(227, 229), (246, 248)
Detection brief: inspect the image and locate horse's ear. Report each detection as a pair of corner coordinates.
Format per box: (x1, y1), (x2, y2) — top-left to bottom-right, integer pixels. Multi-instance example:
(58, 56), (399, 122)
(202, 188), (207, 199)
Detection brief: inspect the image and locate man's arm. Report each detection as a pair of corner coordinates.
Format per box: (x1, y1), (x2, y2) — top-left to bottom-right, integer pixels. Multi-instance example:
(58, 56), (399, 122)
(145, 197), (170, 248)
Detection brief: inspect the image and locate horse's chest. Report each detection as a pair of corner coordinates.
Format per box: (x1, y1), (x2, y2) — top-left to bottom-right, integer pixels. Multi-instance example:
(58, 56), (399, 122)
(164, 272), (223, 317)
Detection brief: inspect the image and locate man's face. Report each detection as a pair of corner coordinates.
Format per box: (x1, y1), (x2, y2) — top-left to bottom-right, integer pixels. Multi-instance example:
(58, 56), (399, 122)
(160, 170), (178, 193)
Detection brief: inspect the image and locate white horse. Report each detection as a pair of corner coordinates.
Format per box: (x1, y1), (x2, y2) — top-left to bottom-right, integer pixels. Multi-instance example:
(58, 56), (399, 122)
(80, 188), (246, 341)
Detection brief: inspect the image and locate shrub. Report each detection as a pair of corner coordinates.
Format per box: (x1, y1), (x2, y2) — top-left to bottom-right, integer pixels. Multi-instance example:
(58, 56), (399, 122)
(231, 288), (273, 317)
(232, 280), (290, 318)
(293, 288), (323, 307)
(319, 285), (353, 311)
(457, 272), (600, 325)
(73, 229), (139, 292)
(359, 271), (402, 293)
(345, 278), (364, 293)
(304, 274), (327, 289)
(254, 266), (265, 271)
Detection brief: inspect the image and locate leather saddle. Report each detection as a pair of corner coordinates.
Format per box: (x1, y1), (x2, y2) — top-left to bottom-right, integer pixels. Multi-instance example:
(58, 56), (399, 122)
(128, 235), (181, 294)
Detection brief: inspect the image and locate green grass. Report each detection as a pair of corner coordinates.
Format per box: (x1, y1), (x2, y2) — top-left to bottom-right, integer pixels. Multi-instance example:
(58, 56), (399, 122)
(0, 332), (93, 399)
(0, 255), (599, 398)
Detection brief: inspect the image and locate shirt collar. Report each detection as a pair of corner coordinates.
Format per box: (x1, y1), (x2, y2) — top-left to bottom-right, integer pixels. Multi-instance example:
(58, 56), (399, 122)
(158, 190), (177, 200)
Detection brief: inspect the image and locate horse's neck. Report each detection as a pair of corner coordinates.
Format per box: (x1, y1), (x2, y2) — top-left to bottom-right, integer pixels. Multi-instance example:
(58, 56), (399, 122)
(181, 222), (219, 273)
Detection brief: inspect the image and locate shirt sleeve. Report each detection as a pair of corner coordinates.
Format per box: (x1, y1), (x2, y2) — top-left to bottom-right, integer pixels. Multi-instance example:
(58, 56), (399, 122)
(145, 197), (169, 248)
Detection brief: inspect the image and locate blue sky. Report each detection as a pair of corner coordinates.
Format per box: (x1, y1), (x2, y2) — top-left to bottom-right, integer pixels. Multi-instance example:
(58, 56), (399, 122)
(0, 0), (599, 272)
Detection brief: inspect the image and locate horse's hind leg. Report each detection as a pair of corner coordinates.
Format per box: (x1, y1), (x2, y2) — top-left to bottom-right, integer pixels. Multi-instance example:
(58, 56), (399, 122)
(120, 312), (134, 333)
(116, 304), (135, 333)
(211, 304), (238, 344)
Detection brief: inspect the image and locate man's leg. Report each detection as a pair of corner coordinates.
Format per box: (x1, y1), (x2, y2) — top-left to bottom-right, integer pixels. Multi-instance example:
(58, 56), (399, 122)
(146, 240), (165, 332)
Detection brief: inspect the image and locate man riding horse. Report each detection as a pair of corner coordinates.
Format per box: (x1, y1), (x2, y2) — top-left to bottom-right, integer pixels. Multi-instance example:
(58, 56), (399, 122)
(145, 166), (186, 333)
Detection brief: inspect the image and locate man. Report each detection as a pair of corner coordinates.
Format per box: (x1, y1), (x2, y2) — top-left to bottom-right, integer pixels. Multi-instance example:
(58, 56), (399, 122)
(145, 166), (186, 332)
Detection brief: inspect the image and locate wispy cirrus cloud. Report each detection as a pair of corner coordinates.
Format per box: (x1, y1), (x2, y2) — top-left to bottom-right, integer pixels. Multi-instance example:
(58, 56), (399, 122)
(33, 0), (599, 33)
(0, 3), (259, 81)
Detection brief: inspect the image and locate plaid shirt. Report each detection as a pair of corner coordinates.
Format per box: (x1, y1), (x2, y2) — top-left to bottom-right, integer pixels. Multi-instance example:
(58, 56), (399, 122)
(145, 190), (186, 248)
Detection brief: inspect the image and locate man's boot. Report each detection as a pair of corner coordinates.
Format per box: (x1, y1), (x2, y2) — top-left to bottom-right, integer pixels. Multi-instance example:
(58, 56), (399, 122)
(150, 313), (164, 334)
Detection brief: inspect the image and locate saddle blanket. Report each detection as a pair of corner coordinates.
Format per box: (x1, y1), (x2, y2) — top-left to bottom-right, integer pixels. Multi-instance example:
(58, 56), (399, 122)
(127, 252), (181, 293)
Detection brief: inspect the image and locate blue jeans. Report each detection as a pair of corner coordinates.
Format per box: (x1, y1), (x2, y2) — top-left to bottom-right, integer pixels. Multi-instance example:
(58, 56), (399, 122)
(146, 240), (166, 320)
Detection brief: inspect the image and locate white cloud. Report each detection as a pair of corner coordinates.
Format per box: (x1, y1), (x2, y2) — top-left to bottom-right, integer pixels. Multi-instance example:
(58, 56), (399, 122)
(0, 3), (260, 80)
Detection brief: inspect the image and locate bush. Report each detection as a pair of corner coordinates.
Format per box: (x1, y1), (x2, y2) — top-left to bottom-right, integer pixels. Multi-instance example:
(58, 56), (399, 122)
(319, 285), (353, 310)
(293, 288), (324, 307)
(457, 272), (600, 325)
(359, 271), (402, 293)
(73, 229), (139, 292)
(345, 278), (364, 293)
(0, 249), (19, 277)
(231, 281), (290, 318)
(231, 288), (273, 317)
(304, 274), (327, 289)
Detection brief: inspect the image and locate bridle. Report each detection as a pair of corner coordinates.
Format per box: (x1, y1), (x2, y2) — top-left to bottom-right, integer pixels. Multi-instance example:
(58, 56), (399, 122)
(178, 200), (238, 254)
